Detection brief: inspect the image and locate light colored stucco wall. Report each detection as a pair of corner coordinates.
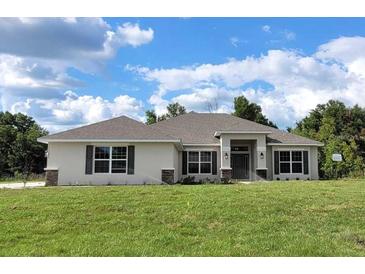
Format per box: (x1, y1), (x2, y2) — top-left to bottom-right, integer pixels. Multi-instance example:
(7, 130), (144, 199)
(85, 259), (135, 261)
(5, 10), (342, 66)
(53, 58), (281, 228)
(270, 145), (319, 180)
(47, 142), (178, 185)
(180, 145), (221, 182)
(266, 146), (273, 180)
(310, 146), (319, 180)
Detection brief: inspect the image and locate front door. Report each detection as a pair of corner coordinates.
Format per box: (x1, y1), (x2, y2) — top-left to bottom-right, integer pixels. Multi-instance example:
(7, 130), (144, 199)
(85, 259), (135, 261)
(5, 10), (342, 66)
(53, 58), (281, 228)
(231, 154), (250, 180)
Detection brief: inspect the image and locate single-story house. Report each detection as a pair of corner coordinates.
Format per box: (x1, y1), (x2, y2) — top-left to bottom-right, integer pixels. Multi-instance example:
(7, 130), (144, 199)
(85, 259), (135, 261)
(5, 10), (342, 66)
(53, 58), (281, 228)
(38, 112), (323, 186)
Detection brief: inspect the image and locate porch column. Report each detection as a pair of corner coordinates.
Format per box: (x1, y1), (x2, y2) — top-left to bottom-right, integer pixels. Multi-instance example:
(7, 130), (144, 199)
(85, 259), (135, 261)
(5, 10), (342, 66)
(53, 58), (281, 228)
(220, 135), (232, 181)
(255, 135), (268, 180)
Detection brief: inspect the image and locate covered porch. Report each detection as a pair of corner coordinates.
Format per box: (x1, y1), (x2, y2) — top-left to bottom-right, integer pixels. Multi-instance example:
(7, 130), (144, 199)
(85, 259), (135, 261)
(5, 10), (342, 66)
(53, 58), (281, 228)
(217, 132), (270, 181)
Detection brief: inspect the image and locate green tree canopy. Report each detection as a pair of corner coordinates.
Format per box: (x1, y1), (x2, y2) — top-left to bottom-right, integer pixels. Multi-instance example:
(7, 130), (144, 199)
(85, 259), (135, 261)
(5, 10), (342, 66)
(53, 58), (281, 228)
(0, 112), (48, 178)
(292, 100), (365, 178)
(145, 102), (187, 125)
(232, 96), (277, 128)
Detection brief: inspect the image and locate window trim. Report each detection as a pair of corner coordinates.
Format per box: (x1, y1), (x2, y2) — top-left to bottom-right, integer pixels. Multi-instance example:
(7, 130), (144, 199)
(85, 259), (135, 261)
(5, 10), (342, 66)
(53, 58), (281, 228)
(275, 149), (308, 175)
(187, 150), (213, 175)
(94, 146), (128, 174)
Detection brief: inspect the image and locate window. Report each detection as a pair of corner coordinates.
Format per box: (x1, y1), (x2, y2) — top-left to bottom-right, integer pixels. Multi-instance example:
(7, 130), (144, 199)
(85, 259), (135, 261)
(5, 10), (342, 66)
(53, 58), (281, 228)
(279, 151), (290, 174)
(200, 151), (211, 174)
(291, 151), (303, 173)
(94, 146), (127, 173)
(95, 147), (110, 173)
(231, 146), (249, 152)
(188, 151), (199, 174)
(188, 151), (212, 174)
(277, 150), (304, 174)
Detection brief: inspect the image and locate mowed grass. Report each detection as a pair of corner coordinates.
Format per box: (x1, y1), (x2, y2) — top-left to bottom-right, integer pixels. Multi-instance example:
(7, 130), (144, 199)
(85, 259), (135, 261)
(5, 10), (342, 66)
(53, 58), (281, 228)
(0, 180), (365, 256)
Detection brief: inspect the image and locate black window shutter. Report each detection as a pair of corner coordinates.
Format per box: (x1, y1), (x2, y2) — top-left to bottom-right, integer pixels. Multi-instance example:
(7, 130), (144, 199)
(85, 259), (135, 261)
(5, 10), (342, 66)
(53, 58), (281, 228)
(85, 145), (93, 175)
(274, 151), (279, 175)
(212, 151), (217, 175)
(303, 151), (309, 174)
(127, 146), (135, 174)
(182, 151), (187, 175)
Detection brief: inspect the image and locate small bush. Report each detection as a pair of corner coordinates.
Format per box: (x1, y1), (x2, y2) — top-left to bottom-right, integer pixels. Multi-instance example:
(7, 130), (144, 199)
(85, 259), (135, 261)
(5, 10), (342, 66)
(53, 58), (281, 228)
(179, 176), (199, 185)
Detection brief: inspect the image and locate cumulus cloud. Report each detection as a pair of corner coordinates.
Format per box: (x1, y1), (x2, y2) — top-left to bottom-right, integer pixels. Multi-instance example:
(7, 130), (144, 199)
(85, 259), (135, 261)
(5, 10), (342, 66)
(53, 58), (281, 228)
(0, 18), (154, 130)
(10, 91), (144, 132)
(127, 38), (365, 128)
(0, 18), (153, 69)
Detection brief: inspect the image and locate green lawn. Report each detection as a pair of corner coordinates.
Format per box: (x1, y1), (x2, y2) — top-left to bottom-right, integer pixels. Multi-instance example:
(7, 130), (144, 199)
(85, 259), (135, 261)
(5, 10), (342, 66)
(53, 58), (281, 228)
(0, 180), (365, 256)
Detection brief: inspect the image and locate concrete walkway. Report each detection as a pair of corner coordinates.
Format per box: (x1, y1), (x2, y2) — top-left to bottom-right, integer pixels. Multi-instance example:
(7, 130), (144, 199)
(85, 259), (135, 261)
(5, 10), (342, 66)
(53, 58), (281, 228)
(0, 181), (45, 189)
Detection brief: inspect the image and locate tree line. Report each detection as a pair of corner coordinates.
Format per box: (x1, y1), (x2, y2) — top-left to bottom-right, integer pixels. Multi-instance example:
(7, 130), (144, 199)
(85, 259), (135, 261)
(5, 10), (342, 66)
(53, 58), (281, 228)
(0, 112), (48, 179)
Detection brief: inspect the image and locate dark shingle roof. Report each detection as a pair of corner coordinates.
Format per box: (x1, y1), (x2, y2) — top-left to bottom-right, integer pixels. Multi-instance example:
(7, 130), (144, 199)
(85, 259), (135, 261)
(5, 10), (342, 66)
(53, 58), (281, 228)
(151, 112), (322, 146)
(39, 112), (322, 146)
(39, 116), (179, 141)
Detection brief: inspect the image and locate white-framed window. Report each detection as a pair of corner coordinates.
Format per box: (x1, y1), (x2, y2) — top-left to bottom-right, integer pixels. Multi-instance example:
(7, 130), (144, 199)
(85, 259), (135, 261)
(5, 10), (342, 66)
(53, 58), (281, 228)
(94, 146), (127, 174)
(278, 150), (303, 174)
(188, 151), (212, 174)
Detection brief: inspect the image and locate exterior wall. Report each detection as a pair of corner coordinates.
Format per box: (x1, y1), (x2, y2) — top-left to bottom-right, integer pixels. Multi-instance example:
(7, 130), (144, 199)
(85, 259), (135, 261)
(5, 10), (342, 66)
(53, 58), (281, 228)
(173, 147), (179, 182)
(180, 145), (221, 182)
(270, 145), (319, 180)
(310, 146), (319, 180)
(266, 146), (273, 180)
(46, 142), (178, 185)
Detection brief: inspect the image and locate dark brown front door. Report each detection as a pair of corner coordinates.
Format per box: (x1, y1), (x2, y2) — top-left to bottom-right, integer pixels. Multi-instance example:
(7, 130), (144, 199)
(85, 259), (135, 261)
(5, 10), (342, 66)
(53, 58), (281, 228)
(231, 154), (249, 179)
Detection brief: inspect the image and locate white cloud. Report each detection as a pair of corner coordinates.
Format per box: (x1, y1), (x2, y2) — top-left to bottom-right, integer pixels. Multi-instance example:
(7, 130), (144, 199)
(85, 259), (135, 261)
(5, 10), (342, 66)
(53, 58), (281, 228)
(315, 36), (365, 77)
(0, 18), (154, 130)
(128, 38), (365, 128)
(0, 18), (153, 70)
(113, 23), (154, 48)
(10, 91), (144, 132)
(262, 25), (271, 33)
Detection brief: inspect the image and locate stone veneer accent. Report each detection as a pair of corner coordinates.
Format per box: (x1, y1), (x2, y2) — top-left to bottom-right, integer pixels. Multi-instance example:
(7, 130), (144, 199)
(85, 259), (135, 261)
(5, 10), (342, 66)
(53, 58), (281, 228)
(256, 169), (267, 180)
(221, 168), (232, 182)
(161, 169), (174, 184)
(45, 169), (58, 186)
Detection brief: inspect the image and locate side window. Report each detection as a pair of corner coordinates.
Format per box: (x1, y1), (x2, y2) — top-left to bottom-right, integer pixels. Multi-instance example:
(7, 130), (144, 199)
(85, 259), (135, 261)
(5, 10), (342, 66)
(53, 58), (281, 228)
(279, 151), (290, 173)
(94, 146), (128, 173)
(200, 151), (212, 174)
(94, 147), (110, 173)
(188, 151), (199, 174)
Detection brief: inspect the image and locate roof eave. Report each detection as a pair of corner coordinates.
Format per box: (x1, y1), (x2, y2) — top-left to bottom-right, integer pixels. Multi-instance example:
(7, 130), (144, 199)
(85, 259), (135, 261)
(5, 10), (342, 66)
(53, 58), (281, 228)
(267, 142), (324, 147)
(37, 138), (182, 144)
(214, 130), (272, 137)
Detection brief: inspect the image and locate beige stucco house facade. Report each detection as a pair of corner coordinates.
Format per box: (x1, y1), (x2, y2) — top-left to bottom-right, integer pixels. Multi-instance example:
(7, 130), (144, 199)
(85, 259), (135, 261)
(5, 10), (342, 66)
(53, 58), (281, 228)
(38, 112), (323, 186)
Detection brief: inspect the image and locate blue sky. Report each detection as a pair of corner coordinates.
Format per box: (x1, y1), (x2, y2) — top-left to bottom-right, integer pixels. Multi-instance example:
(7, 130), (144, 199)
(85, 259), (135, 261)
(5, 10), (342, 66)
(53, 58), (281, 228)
(1, 18), (365, 131)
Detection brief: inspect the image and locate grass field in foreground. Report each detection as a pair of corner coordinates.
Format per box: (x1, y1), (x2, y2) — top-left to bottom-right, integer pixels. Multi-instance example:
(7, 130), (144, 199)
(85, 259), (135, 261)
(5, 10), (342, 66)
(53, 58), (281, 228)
(0, 180), (365, 256)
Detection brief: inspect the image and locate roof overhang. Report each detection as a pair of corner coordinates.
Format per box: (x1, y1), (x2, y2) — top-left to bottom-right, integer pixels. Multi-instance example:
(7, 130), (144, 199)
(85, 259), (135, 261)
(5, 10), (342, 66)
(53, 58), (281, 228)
(267, 143), (324, 147)
(37, 138), (182, 144)
(214, 130), (272, 137)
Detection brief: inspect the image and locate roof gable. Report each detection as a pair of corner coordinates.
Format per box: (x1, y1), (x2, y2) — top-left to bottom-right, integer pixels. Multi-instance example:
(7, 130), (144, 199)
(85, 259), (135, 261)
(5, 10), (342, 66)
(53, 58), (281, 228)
(39, 116), (178, 142)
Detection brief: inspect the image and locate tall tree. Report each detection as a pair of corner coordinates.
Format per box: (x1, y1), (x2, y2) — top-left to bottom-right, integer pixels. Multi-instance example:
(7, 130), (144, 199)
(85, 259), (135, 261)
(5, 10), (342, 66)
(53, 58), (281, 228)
(232, 96), (277, 128)
(145, 102), (187, 124)
(145, 110), (157, 125)
(292, 100), (365, 178)
(0, 112), (48, 178)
